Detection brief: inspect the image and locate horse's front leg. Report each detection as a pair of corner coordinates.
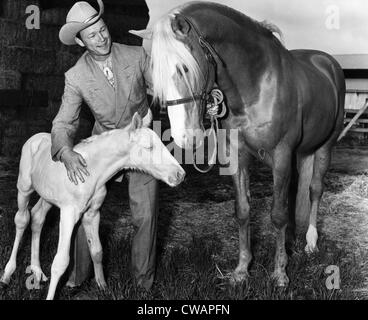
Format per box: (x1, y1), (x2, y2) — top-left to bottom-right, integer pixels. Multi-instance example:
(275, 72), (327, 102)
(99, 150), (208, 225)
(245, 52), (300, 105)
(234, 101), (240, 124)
(271, 145), (292, 287)
(231, 152), (252, 282)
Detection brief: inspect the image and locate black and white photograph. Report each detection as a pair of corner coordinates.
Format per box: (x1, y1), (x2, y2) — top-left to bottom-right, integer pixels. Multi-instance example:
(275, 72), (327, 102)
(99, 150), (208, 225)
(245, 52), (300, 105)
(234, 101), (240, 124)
(0, 0), (367, 308)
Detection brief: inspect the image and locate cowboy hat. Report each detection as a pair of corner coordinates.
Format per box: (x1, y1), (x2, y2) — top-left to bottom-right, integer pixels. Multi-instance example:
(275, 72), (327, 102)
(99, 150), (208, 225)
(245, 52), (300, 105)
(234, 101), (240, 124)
(59, 0), (104, 46)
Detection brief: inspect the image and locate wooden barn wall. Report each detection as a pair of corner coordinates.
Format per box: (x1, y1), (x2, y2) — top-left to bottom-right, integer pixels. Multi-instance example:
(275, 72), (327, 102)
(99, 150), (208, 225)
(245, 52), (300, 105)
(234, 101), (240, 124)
(0, 0), (148, 157)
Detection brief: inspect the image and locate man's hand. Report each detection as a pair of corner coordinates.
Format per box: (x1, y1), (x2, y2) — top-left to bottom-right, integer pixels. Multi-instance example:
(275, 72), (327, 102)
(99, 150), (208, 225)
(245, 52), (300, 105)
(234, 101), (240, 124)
(60, 148), (90, 185)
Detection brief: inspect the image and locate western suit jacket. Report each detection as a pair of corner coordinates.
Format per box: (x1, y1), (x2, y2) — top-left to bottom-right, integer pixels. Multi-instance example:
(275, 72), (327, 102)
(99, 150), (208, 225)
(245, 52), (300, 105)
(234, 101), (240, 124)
(51, 42), (152, 161)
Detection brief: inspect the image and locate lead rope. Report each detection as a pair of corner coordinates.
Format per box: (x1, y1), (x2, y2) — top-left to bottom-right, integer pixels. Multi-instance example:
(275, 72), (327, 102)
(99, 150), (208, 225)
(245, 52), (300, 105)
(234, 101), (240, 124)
(193, 89), (227, 173)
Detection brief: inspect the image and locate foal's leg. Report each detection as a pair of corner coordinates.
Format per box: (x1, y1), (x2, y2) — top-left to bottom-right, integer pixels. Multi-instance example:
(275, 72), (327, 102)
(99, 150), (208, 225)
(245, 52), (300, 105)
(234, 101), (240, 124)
(305, 142), (333, 254)
(30, 199), (52, 287)
(81, 187), (107, 289)
(271, 145), (292, 287)
(232, 152), (252, 282)
(1, 190), (32, 284)
(46, 206), (80, 300)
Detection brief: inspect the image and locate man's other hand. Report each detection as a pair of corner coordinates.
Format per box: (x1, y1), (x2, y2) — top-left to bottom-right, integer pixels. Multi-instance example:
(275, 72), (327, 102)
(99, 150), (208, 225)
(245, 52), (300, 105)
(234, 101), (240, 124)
(60, 148), (90, 185)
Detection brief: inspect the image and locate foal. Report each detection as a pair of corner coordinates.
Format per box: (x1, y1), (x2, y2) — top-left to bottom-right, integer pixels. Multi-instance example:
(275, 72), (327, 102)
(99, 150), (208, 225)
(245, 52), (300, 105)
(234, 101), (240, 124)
(1, 112), (185, 299)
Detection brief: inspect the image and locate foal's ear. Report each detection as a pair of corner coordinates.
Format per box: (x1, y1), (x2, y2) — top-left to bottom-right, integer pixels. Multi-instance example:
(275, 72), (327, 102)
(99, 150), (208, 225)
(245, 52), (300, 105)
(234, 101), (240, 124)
(171, 14), (191, 38)
(129, 112), (143, 133)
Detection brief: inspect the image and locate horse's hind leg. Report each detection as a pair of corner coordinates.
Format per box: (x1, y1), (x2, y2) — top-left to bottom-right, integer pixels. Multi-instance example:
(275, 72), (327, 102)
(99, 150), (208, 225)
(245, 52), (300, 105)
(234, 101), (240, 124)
(305, 141), (334, 254)
(271, 145), (292, 287)
(29, 199), (52, 287)
(1, 189), (32, 284)
(231, 152), (252, 282)
(46, 206), (80, 300)
(81, 187), (107, 289)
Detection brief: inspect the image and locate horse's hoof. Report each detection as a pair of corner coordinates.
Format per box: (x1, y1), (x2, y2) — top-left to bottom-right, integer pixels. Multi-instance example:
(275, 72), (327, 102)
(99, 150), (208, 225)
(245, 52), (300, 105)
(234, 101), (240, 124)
(305, 225), (318, 255)
(230, 270), (249, 285)
(305, 244), (319, 255)
(271, 272), (289, 288)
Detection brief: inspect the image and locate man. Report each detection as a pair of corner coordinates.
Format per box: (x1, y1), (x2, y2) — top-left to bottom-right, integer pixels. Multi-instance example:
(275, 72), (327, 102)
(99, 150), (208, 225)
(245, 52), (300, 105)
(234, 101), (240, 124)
(51, 0), (158, 291)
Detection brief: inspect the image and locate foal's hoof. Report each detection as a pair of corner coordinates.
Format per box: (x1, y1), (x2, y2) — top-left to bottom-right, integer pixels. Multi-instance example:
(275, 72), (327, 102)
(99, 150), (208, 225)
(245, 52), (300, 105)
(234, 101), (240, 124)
(271, 272), (289, 288)
(0, 273), (10, 286)
(96, 279), (107, 291)
(0, 281), (8, 291)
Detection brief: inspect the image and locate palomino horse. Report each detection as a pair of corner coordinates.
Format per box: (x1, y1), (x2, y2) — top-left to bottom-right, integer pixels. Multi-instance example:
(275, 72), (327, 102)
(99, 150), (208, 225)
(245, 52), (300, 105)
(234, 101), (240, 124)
(0, 112), (185, 299)
(133, 1), (345, 286)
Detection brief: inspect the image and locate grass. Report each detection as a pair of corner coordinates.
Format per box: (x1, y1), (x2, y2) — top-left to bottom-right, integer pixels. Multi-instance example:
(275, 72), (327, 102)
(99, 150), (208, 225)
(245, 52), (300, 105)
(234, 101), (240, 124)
(0, 143), (367, 300)
(0, 216), (364, 300)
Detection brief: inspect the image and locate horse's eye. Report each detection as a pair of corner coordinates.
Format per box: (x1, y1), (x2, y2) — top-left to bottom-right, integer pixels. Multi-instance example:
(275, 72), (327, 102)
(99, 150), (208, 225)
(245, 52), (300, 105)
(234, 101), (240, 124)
(176, 64), (188, 76)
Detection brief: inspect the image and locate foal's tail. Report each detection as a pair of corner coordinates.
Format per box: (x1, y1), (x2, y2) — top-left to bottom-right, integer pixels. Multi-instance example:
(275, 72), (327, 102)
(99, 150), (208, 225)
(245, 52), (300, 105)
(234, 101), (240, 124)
(17, 133), (49, 193)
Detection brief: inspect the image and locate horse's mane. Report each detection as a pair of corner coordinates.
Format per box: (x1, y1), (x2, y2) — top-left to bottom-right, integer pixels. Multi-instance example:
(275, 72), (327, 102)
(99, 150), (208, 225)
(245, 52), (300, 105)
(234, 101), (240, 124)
(151, 1), (284, 104)
(259, 21), (284, 44)
(182, 2), (284, 44)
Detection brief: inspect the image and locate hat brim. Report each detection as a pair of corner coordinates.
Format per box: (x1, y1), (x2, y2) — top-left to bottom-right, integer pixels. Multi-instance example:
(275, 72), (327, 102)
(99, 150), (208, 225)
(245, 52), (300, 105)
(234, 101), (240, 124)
(59, 0), (104, 46)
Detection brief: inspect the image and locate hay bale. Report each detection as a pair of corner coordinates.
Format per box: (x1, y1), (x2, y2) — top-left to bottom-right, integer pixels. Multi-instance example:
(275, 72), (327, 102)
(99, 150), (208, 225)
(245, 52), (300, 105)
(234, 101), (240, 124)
(23, 74), (64, 100)
(1, 0), (40, 20)
(3, 120), (28, 137)
(1, 136), (26, 157)
(0, 46), (55, 74)
(55, 50), (80, 74)
(41, 8), (68, 26)
(0, 19), (60, 50)
(0, 70), (21, 90)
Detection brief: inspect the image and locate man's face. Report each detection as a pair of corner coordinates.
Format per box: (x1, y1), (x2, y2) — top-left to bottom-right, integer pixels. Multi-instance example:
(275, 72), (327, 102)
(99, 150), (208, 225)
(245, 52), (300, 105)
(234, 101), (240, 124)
(79, 19), (112, 58)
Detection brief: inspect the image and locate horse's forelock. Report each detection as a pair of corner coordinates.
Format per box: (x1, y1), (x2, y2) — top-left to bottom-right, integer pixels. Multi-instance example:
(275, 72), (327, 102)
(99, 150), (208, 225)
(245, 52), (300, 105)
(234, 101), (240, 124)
(151, 11), (203, 105)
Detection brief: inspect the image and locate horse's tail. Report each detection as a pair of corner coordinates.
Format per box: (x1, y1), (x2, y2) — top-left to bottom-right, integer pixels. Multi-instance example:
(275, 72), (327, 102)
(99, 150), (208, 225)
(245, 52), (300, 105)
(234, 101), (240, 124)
(293, 153), (314, 233)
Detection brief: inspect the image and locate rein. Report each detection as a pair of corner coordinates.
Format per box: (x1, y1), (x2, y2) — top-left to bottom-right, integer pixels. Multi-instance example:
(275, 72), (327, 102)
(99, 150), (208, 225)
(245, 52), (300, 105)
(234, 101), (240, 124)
(165, 15), (227, 174)
(193, 89), (227, 173)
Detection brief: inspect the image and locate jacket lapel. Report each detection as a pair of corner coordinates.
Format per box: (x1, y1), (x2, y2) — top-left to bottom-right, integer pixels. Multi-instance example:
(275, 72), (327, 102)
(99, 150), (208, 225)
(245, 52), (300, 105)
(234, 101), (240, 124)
(112, 44), (135, 127)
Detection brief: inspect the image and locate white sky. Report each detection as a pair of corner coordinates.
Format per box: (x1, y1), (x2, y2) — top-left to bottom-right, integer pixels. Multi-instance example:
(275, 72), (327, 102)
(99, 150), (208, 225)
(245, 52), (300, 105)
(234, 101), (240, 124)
(144, 0), (368, 55)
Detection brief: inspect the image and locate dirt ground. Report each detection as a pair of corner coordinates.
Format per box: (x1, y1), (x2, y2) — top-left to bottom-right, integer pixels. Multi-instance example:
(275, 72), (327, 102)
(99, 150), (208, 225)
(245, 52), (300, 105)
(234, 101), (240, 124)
(0, 140), (367, 298)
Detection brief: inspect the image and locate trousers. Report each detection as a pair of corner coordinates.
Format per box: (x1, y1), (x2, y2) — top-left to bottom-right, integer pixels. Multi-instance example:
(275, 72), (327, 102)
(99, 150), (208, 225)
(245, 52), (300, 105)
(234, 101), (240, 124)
(66, 171), (159, 290)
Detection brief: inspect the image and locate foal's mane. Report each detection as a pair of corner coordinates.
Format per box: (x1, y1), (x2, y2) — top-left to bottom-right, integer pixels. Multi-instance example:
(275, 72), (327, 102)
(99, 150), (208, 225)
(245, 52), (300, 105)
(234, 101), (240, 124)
(80, 130), (116, 145)
(151, 1), (284, 104)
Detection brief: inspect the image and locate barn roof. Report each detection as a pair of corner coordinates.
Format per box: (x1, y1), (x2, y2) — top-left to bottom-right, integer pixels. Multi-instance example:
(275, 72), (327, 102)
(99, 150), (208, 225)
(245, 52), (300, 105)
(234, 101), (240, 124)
(334, 54), (368, 70)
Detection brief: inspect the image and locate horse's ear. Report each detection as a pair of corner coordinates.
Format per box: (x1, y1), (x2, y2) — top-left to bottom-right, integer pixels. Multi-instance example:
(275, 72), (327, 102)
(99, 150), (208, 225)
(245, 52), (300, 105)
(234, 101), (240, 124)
(129, 29), (153, 40)
(129, 112), (143, 133)
(171, 14), (191, 38)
